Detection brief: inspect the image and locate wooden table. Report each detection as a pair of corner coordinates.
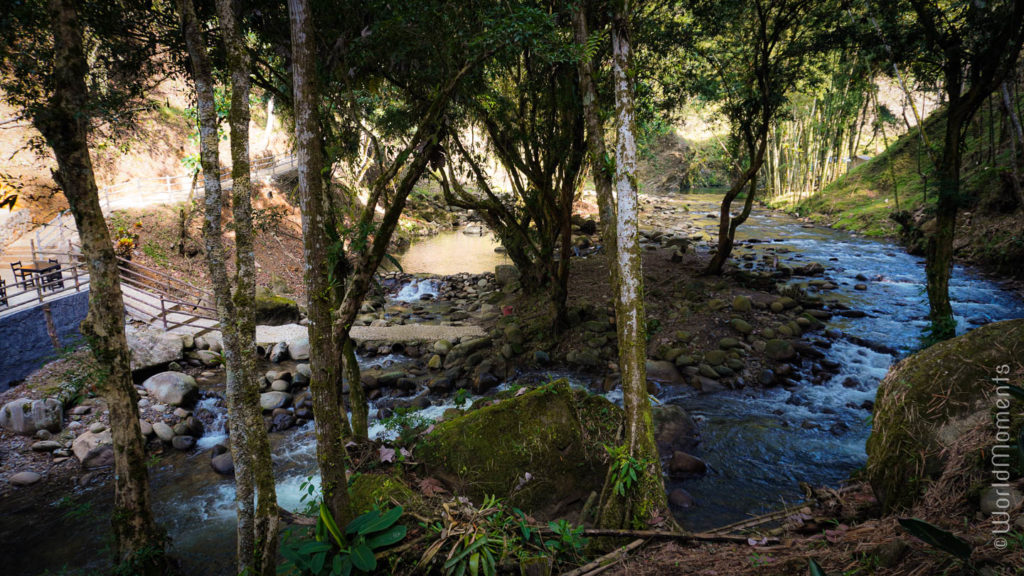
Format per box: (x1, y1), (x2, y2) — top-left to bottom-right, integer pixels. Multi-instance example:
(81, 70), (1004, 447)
(18, 260), (62, 290)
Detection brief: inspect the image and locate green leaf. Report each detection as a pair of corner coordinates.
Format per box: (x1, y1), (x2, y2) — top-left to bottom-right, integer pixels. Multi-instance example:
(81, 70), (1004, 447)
(345, 509), (382, 536)
(320, 502), (346, 548)
(340, 556), (353, 576)
(312, 551), (326, 574)
(331, 554), (342, 576)
(444, 537), (488, 571)
(808, 558), (828, 576)
(358, 506), (403, 535)
(469, 552), (480, 576)
(897, 518), (972, 560)
(366, 524), (407, 549)
(299, 541), (333, 555)
(350, 543), (377, 572)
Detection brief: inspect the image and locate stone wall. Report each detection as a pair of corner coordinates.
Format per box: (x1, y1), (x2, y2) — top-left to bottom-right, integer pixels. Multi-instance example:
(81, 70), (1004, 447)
(0, 290), (89, 390)
(0, 209), (32, 252)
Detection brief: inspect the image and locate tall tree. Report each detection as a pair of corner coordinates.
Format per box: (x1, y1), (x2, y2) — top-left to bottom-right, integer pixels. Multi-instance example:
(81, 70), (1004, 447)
(176, 0), (280, 572)
(879, 0), (1024, 340)
(597, 0), (670, 530)
(287, 0), (355, 524)
(680, 0), (837, 275)
(0, 0), (166, 570)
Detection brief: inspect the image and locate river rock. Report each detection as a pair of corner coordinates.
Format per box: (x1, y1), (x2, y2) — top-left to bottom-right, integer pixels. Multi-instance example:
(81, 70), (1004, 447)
(211, 452), (234, 476)
(142, 372), (198, 406)
(139, 419), (153, 436)
(730, 318), (753, 335)
(645, 360), (685, 386)
(255, 291), (301, 325)
(417, 380), (619, 515)
(271, 379), (291, 392)
(866, 319), (1024, 511)
(125, 325), (185, 371)
(294, 363), (311, 384)
(152, 421), (175, 442)
(652, 405), (697, 455)
(0, 398), (63, 436)
(260, 391), (291, 411)
(732, 295), (752, 313)
(31, 440), (62, 452)
(171, 435), (196, 451)
(794, 262), (825, 276)
(72, 429), (113, 468)
(433, 340), (453, 355)
(444, 337), (492, 369)
(269, 341), (289, 363)
(427, 354), (442, 370)
(10, 471), (42, 486)
(668, 451), (707, 478)
(704, 350), (726, 366)
(287, 337), (310, 361)
(495, 264), (520, 287)
(669, 488), (695, 508)
(764, 339), (796, 361)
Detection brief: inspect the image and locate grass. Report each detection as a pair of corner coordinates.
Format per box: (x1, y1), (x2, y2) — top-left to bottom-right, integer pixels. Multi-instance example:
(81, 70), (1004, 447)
(771, 95), (1019, 240)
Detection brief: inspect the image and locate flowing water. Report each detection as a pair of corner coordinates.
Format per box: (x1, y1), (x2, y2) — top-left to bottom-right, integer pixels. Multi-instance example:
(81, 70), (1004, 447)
(4, 194), (1022, 574)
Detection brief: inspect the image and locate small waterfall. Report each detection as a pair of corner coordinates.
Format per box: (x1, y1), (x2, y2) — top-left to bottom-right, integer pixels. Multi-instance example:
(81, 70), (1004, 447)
(195, 397), (229, 451)
(395, 279), (440, 301)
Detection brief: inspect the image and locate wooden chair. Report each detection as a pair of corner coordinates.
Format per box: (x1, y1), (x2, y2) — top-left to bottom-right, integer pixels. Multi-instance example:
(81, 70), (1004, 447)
(0, 277), (7, 308)
(10, 261), (32, 289)
(45, 258), (64, 292)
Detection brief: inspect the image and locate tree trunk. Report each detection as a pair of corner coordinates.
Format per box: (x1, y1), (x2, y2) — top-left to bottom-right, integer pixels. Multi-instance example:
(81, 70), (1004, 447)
(178, 0), (280, 572)
(598, 5), (670, 530)
(924, 109), (963, 341)
(288, 0), (354, 525)
(215, 0), (280, 571)
(1001, 81), (1024, 208)
(38, 0), (165, 570)
(571, 5), (618, 282)
(343, 336), (368, 439)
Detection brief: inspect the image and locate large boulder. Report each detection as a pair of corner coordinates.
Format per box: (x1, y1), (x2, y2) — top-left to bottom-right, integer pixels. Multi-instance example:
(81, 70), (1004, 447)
(652, 404), (698, 455)
(0, 398), (62, 436)
(646, 360), (685, 386)
(287, 337), (310, 361)
(142, 372), (199, 407)
(125, 325), (184, 371)
(416, 380), (619, 517)
(866, 319), (1024, 511)
(72, 429), (114, 468)
(443, 337), (492, 369)
(255, 291), (302, 326)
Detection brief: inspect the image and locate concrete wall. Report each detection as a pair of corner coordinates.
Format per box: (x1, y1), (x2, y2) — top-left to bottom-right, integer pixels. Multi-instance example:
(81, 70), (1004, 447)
(0, 289), (90, 391)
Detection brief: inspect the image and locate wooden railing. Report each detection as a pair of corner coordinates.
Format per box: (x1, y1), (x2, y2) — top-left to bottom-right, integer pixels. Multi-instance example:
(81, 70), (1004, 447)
(0, 245), (90, 317)
(2, 243), (220, 336)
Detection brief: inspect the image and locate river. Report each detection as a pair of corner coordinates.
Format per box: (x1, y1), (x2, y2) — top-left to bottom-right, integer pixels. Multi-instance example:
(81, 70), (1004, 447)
(2, 192), (1021, 574)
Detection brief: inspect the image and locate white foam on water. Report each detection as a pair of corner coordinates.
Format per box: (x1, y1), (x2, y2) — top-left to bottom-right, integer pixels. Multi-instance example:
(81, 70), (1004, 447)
(195, 397), (229, 451)
(394, 279), (440, 301)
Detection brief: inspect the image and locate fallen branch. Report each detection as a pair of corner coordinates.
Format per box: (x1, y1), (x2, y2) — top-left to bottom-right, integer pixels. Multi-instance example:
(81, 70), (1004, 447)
(561, 539), (646, 576)
(534, 526), (779, 545)
(277, 506), (315, 526)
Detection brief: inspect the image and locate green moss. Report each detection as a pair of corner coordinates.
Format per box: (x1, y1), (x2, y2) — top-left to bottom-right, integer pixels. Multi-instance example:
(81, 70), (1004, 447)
(348, 473), (421, 515)
(417, 380), (621, 516)
(865, 319), (1024, 511)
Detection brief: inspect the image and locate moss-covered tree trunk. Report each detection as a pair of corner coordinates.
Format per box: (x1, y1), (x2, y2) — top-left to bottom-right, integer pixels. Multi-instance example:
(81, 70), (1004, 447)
(572, 4), (618, 288)
(288, 0), (354, 526)
(598, 3), (670, 530)
(924, 114), (963, 341)
(178, 0), (279, 571)
(36, 0), (165, 569)
(215, 0), (280, 571)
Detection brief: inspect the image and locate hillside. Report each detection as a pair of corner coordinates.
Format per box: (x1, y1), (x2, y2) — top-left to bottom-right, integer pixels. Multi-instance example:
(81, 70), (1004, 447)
(778, 92), (1024, 279)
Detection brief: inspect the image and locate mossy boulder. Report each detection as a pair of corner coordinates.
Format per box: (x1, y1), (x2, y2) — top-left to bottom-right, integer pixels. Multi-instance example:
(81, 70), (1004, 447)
(416, 380), (619, 518)
(865, 319), (1024, 512)
(255, 290), (301, 325)
(348, 473), (422, 516)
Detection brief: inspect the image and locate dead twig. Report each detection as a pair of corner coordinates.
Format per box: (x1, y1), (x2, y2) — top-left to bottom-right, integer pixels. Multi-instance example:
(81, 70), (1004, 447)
(561, 539), (646, 576)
